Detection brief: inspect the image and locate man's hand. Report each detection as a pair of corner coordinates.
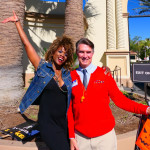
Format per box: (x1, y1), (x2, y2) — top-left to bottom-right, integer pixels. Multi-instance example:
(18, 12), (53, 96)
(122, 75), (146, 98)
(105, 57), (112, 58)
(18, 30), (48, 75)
(70, 138), (79, 150)
(146, 107), (150, 115)
(2, 11), (19, 23)
(102, 66), (111, 76)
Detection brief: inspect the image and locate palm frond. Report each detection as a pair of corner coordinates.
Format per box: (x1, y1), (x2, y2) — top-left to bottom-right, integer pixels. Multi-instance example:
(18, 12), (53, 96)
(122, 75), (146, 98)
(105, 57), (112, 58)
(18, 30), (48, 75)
(133, 0), (150, 14)
(139, 8), (150, 13)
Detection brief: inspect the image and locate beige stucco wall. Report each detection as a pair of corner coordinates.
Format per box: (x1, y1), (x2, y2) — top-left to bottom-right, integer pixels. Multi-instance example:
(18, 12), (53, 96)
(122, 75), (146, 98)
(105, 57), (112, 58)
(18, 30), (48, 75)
(122, 0), (128, 13)
(23, 0), (65, 74)
(23, 19), (64, 73)
(25, 0), (65, 15)
(85, 0), (107, 67)
(23, 0), (131, 87)
(86, 0), (131, 87)
(24, 0), (107, 74)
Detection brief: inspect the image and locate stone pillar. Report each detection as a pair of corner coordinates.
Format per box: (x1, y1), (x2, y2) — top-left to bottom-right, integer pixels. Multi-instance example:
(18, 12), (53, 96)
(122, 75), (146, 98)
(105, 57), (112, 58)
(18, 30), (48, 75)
(116, 0), (125, 49)
(106, 0), (116, 50)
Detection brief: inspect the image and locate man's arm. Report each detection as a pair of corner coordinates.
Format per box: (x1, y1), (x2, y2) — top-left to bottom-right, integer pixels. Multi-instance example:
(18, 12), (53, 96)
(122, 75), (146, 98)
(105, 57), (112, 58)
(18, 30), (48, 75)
(106, 73), (149, 114)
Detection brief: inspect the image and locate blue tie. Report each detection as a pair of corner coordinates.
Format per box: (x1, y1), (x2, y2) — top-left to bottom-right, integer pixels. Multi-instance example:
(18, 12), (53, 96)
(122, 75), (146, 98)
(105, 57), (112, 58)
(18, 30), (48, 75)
(83, 69), (87, 89)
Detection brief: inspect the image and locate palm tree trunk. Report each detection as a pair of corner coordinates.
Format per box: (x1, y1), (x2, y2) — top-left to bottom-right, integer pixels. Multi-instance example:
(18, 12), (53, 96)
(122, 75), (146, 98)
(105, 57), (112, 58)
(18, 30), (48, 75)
(64, 0), (84, 46)
(0, 0), (25, 105)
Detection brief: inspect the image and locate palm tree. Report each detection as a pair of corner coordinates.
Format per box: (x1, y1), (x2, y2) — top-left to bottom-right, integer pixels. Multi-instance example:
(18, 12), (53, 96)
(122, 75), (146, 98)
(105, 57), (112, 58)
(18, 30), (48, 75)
(138, 0), (150, 14)
(0, 0), (25, 105)
(64, 0), (85, 47)
(130, 36), (150, 60)
(139, 38), (150, 59)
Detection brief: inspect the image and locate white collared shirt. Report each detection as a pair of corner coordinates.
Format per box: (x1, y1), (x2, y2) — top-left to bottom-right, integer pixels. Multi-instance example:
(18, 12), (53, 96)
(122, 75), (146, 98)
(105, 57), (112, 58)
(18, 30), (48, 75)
(76, 63), (97, 85)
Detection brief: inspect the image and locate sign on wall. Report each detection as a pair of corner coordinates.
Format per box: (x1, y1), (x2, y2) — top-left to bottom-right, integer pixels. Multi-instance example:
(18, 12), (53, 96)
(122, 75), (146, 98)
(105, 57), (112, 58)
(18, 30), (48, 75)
(132, 63), (150, 82)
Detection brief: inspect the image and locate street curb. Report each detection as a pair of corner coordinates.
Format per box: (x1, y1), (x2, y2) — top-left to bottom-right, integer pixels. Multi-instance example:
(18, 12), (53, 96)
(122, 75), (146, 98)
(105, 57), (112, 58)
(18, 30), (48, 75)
(0, 139), (48, 150)
(0, 130), (137, 150)
(123, 89), (150, 99)
(117, 130), (137, 150)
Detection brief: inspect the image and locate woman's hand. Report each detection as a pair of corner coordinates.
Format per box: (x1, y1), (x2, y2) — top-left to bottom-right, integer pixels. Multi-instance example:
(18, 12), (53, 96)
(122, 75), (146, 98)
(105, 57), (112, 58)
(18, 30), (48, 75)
(2, 10), (40, 69)
(70, 138), (79, 150)
(102, 66), (111, 76)
(146, 107), (150, 115)
(2, 11), (19, 23)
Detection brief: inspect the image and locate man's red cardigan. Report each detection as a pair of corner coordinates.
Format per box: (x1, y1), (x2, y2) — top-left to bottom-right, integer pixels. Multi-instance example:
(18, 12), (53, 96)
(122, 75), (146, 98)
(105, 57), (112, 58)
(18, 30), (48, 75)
(67, 67), (148, 138)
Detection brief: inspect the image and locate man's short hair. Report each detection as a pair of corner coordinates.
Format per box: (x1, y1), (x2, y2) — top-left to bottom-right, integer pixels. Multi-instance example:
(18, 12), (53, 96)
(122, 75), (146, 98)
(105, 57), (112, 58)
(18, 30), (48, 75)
(76, 38), (94, 52)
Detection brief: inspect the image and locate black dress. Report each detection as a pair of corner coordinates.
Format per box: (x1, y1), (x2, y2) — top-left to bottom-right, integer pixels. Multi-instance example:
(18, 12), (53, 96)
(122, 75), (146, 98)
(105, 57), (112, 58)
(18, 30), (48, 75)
(38, 78), (69, 150)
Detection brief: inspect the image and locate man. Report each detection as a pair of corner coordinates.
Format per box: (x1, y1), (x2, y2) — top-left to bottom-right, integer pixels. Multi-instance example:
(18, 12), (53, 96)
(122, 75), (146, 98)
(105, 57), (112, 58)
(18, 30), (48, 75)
(67, 38), (150, 150)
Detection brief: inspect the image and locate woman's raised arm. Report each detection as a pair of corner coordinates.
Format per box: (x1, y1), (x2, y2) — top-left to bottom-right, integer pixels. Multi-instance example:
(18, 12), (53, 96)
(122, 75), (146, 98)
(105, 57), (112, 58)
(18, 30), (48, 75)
(2, 11), (40, 70)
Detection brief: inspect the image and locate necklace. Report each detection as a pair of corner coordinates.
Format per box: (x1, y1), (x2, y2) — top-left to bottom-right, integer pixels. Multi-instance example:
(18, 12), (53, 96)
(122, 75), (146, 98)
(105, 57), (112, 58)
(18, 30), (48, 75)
(58, 85), (68, 93)
(54, 76), (68, 93)
(52, 63), (62, 84)
(54, 72), (61, 84)
(53, 71), (68, 93)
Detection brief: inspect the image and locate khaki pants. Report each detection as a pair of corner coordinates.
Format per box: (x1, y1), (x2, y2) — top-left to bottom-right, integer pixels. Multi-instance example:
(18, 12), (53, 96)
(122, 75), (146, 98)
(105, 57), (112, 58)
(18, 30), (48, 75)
(75, 128), (117, 150)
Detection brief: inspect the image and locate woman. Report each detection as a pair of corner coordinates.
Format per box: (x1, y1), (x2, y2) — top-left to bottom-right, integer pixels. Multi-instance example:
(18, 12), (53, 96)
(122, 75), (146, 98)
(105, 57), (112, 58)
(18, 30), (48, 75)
(2, 11), (74, 150)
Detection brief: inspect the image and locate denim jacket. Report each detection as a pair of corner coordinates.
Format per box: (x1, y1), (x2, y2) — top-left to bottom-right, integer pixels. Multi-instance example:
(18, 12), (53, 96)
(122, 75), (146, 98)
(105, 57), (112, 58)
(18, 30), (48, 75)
(19, 59), (72, 114)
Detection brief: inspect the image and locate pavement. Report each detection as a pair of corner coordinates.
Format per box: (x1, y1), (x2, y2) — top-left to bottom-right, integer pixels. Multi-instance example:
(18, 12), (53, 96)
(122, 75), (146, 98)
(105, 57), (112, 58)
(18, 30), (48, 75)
(123, 82), (150, 106)
(0, 130), (137, 150)
(117, 130), (137, 150)
(0, 82), (148, 150)
(123, 82), (150, 99)
(0, 139), (48, 150)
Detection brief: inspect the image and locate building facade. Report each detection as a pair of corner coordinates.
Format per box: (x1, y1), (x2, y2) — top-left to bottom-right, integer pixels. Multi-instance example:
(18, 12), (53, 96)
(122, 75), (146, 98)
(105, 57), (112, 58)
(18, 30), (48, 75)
(23, 0), (132, 87)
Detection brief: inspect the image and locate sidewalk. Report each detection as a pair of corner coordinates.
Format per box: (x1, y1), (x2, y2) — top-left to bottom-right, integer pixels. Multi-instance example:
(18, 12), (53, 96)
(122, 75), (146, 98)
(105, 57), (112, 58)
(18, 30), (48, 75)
(0, 130), (137, 150)
(117, 130), (137, 150)
(123, 82), (150, 99)
(0, 138), (48, 150)
(0, 84), (144, 150)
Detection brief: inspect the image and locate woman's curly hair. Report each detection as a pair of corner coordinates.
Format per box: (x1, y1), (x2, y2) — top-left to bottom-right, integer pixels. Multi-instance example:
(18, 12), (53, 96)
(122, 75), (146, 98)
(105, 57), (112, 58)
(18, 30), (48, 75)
(45, 35), (74, 70)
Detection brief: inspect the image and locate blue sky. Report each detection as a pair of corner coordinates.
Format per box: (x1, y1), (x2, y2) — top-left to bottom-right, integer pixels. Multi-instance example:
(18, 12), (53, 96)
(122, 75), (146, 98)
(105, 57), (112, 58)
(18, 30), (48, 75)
(128, 0), (150, 40)
(41, 0), (87, 10)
